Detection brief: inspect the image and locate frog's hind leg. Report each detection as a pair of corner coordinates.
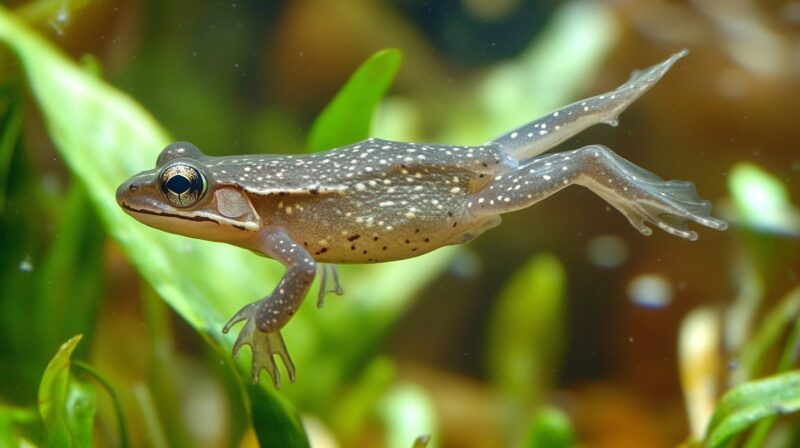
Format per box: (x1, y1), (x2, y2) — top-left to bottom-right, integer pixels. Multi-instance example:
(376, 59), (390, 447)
(492, 50), (687, 162)
(317, 263), (344, 308)
(468, 145), (727, 240)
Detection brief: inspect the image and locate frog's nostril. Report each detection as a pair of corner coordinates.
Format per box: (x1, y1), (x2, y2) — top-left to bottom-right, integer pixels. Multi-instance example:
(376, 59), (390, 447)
(129, 183), (139, 193)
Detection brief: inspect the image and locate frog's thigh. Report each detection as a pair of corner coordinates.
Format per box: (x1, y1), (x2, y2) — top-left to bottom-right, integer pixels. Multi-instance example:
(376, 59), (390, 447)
(468, 148), (583, 216)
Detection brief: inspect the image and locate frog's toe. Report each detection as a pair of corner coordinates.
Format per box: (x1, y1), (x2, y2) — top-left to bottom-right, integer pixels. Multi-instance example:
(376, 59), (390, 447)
(224, 305), (296, 388)
(623, 179), (727, 240)
(222, 302), (257, 334)
(316, 263), (345, 308)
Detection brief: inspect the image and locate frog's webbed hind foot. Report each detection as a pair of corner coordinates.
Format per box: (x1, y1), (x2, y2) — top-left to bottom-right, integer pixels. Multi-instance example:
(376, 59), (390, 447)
(316, 263), (344, 308)
(222, 304), (295, 388)
(592, 159), (728, 240)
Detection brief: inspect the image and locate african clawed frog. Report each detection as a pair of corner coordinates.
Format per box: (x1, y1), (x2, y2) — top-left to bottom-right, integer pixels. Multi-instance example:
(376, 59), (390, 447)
(116, 50), (727, 387)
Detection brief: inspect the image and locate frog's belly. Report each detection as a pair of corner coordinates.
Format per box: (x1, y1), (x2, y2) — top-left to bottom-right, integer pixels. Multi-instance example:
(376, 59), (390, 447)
(274, 195), (492, 263)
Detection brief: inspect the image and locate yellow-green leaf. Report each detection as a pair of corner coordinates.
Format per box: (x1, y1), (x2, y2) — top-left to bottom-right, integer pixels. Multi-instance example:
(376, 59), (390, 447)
(38, 335), (95, 447)
(705, 370), (800, 447)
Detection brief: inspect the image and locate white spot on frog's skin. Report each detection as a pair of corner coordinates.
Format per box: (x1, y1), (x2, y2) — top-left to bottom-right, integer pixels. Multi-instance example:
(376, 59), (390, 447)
(285, 206), (293, 215)
(543, 175), (552, 180)
(583, 106), (589, 111)
(379, 201), (395, 207)
(405, 211), (416, 219)
(450, 187), (461, 193)
(510, 132), (518, 139)
(355, 183), (366, 191)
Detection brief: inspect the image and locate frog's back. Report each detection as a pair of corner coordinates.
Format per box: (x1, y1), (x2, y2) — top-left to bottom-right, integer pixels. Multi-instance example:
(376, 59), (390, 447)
(204, 138), (515, 194)
(215, 138), (515, 264)
(318, 138), (518, 180)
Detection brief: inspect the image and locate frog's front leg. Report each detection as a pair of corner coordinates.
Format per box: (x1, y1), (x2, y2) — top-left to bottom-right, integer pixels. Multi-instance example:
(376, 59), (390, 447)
(222, 227), (316, 387)
(469, 145), (727, 240)
(493, 50), (687, 162)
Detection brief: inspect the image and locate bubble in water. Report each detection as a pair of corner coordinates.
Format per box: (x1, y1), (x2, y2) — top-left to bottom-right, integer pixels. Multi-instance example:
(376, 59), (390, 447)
(586, 234), (629, 268)
(627, 274), (673, 309)
(20, 255), (33, 272)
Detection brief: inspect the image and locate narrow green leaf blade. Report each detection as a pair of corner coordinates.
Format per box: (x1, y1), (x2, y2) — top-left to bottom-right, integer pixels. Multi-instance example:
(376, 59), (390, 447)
(307, 49), (402, 152)
(485, 253), (567, 405)
(38, 335), (82, 432)
(705, 370), (800, 447)
(63, 379), (96, 448)
(37, 336), (97, 447)
(249, 385), (310, 448)
(524, 407), (575, 448)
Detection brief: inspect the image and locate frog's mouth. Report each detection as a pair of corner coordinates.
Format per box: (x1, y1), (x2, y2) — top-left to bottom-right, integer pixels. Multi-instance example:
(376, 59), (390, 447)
(121, 203), (237, 226)
(119, 202), (257, 235)
(119, 202), (263, 244)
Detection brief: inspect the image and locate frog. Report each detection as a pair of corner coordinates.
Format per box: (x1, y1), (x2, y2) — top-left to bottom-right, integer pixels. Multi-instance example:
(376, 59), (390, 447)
(116, 50), (727, 388)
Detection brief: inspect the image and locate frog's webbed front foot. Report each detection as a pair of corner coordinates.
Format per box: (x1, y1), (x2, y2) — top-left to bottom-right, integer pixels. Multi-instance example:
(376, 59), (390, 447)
(222, 228), (316, 387)
(223, 306), (294, 387)
(317, 263), (344, 308)
(470, 145), (727, 240)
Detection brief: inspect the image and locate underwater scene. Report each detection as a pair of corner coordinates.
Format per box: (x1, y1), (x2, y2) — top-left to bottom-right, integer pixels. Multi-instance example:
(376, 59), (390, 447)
(0, 1), (799, 447)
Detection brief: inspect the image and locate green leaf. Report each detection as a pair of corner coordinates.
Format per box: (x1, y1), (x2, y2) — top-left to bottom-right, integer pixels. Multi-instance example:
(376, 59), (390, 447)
(38, 334), (96, 447)
(524, 407), (575, 448)
(705, 370), (800, 447)
(736, 287), (800, 382)
(307, 48), (402, 152)
(35, 182), (105, 361)
(63, 379), (96, 448)
(249, 384), (310, 448)
(485, 253), (566, 405)
(729, 163), (800, 235)
(378, 384), (438, 448)
(0, 404), (40, 447)
(0, 81), (22, 212)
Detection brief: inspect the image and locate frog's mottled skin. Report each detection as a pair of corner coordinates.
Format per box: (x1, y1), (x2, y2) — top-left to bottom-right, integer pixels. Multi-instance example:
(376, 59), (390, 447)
(117, 50), (727, 387)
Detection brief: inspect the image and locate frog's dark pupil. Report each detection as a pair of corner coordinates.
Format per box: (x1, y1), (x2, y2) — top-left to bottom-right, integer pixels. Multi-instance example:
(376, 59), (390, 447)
(167, 175), (191, 194)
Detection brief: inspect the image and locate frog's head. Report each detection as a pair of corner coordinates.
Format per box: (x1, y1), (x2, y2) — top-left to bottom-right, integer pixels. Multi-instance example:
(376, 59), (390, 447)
(116, 142), (260, 242)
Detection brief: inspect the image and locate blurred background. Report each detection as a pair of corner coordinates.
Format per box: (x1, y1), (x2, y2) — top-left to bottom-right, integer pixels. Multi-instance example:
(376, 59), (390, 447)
(1, 0), (799, 447)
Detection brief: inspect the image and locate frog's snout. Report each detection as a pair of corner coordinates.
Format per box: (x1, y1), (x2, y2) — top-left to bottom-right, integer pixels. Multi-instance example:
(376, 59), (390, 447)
(116, 179), (140, 206)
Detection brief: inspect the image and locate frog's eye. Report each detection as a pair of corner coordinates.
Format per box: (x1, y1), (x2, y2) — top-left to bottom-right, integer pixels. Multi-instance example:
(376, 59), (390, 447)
(159, 164), (207, 208)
